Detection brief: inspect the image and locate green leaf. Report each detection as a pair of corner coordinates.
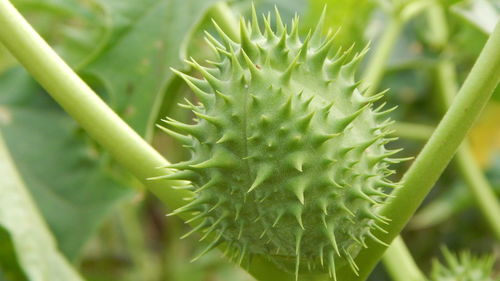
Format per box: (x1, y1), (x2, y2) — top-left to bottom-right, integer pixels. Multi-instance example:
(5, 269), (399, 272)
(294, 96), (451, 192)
(0, 68), (133, 259)
(0, 44), (15, 74)
(83, 0), (222, 139)
(0, 129), (84, 281)
(12, 0), (107, 68)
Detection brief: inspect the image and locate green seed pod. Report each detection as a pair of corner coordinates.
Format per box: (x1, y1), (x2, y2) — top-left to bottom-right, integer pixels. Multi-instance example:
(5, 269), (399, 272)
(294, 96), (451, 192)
(431, 248), (498, 281)
(158, 7), (403, 280)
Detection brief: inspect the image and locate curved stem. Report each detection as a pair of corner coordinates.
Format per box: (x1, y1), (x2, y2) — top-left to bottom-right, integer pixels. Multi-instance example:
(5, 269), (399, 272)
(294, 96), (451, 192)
(455, 145), (500, 238)
(359, 7), (426, 281)
(382, 237), (426, 281)
(0, 0), (191, 211)
(431, 7), (500, 239)
(358, 7), (425, 281)
(337, 21), (500, 281)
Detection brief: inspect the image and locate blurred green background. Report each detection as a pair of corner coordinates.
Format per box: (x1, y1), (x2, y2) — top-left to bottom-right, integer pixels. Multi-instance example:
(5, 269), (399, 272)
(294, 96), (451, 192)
(0, 0), (499, 280)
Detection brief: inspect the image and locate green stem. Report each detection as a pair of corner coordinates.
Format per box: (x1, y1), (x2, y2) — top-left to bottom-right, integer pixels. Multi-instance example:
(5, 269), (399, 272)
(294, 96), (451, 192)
(360, 7), (426, 281)
(431, 7), (500, 239)
(0, 0), (190, 211)
(425, 4), (448, 50)
(337, 21), (500, 281)
(362, 16), (403, 96)
(455, 144), (500, 239)
(392, 122), (434, 141)
(0, 1), (296, 280)
(382, 237), (426, 281)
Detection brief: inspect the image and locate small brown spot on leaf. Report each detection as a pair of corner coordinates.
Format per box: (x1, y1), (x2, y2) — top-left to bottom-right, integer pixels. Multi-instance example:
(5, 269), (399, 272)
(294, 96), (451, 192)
(124, 105), (136, 117)
(154, 40), (164, 49)
(0, 106), (12, 125)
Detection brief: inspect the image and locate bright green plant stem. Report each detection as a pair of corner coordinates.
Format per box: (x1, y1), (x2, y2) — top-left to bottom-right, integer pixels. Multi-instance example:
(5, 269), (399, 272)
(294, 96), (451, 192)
(0, 1), (296, 280)
(431, 6), (500, 239)
(382, 237), (426, 281)
(455, 145), (500, 239)
(0, 0), (190, 211)
(360, 6), (427, 280)
(337, 21), (500, 281)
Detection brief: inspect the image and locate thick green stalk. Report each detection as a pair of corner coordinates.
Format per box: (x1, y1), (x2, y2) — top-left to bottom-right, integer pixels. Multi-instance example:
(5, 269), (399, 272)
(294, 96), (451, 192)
(431, 8), (500, 239)
(0, 0), (190, 210)
(382, 237), (426, 281)
(336, 21), (500, 281)
(360, 6), (426, 280)
(0, 1), (298, 280)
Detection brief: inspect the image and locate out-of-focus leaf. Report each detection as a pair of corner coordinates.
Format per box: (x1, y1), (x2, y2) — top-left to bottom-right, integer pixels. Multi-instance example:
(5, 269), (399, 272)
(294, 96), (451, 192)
(0, 130), (84, 281)
(302, 0), (374, 52)
(0, 44), (15, 75)
(451, 0), (500, 34)
(0, 68), (133, 259)
(12, 0), (107, 67)
(83, 0), (222, 139)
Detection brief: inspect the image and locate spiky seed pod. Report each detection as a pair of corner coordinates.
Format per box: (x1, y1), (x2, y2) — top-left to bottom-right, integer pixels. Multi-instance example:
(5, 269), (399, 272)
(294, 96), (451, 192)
(159, 7), (403, 280)
(430, 248), (499, 281)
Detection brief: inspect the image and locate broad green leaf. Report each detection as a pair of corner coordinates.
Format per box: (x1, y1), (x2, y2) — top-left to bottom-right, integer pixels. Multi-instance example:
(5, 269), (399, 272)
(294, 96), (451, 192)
(0, 130), (84, 281)
(0, 68), (133, 259)
(83, 0), (222, 139)
(451, 0), (500, 34)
